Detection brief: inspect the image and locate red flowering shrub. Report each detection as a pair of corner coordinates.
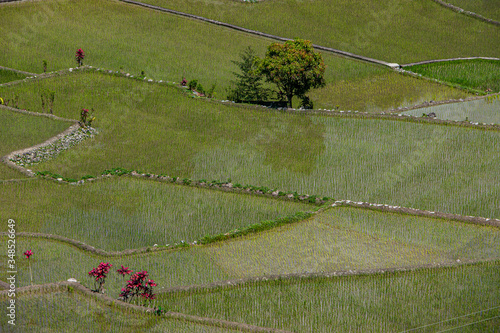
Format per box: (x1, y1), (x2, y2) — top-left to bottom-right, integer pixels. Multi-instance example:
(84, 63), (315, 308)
(75, 48), (85, 66)
(119, 270), (157, 305)
(24, 250), (34, 285)
(80, 108), (95, 127)
(88, 262), (112, 293)
(23, 250), (33, 259)
(117, 265), (132, 277)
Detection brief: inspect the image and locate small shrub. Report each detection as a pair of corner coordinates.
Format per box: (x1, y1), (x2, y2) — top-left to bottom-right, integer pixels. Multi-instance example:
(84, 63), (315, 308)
(75, 48), (85, 66)
(196, 83), (205, 95)
(206, 83), (216, 98)
(119, 271), (157, 306)
(88, 262), (112, 293)
(188, 79), (198, 91)
(80, 108), (95, 127)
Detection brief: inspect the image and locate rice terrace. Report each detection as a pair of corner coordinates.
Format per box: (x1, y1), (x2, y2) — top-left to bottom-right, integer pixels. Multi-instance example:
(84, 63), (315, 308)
(0, 0), (499, 331)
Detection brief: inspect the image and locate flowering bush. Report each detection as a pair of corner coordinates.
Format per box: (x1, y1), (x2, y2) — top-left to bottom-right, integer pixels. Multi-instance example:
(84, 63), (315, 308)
(119, 270), (157, 305)
(117, 265), (132, 277)
(23, 250), (33, 285)
(23, 250), (33, 259)
(88, 262), (112, 293)
(75, 48), (85, 66)
(80, 108), (95, 127)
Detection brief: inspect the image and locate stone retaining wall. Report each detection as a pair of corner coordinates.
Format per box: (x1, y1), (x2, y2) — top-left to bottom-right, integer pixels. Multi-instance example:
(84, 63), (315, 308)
(0, 281), (293, 333)
(1, 120), (81, 178)
(332, 200), (500, 228)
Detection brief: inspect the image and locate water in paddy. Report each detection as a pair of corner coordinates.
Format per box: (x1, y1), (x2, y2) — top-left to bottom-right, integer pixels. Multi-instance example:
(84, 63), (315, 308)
(402, 98), (500, 124)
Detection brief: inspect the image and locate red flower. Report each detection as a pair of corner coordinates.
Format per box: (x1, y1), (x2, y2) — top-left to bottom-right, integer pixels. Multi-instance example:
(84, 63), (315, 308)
(75, 48), (85, 66)
(23, 250), (33, 259)
(117, 265), (132, 277)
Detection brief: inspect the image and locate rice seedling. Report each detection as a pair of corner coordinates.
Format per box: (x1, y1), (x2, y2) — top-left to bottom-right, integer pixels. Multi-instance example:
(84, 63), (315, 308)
(203, 207), (500, 277)
(0, 177), (310, 251)
(136, 0), (499, 63)
(403, 98), (500, 124)
(0, 291), (235, 332)
(406, 59), (500, 93)
(0, 108), (69, 179)
(0, 237), (230, 297)
(157, 261), (500, 332)
(1, 72), (498, 218)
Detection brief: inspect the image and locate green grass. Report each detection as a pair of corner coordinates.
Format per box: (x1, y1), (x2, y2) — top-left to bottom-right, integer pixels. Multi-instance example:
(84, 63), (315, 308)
(0, 72), (497, 218)
(0, 0), (470, 110)
(0, 177), (311, 251)
(446, 0), (500, 22)
(0, 291), (238, 332)
(203, 207), (500, 277)
(406, 59), (500, 93)
(403, 97), (500, 124)
(310, 71), (469, 111)
(140, 0), (500, 64)
(157, 261), (500, 332)
(0, 68), (27, 84)
(0, 108), (70, 180)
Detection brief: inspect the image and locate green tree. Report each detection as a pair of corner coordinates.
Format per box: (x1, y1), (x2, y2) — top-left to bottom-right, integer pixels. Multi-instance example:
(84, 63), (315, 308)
(259, 39), (326, 108)
(228, 46), (269, 102)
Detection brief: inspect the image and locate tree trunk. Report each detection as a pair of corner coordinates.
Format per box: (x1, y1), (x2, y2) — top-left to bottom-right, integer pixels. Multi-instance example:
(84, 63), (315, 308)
(287, 94), (293, 108)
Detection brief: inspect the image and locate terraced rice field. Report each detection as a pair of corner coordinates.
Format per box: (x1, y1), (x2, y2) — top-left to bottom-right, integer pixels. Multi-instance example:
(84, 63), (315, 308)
(0, 177), (311, 250)
(1, 0), (499, 331)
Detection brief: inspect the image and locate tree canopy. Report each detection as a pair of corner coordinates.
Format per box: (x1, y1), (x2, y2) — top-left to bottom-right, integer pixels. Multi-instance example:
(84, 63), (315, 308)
(259, 39), (326, 108)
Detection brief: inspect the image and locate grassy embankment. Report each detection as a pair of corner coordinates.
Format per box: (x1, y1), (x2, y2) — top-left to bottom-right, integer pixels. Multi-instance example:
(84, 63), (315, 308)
(0, 0), (470, 111)
(0, 68), (28, 84)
